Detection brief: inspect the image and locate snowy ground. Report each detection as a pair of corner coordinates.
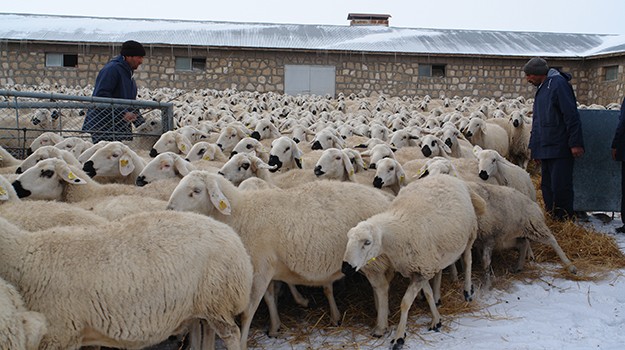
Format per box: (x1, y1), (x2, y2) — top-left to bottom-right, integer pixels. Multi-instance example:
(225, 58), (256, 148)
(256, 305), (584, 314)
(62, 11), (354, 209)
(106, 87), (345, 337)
(244, 213), (625, 350)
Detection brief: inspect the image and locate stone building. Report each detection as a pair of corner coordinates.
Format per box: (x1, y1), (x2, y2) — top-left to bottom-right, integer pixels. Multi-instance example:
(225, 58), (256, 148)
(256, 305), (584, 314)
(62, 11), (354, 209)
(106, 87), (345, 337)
(1, 13), (624, 105)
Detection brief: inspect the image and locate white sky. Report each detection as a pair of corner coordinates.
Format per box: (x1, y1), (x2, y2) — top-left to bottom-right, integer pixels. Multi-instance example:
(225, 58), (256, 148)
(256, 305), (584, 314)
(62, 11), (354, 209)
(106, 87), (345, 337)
(3, 0), (625, 35)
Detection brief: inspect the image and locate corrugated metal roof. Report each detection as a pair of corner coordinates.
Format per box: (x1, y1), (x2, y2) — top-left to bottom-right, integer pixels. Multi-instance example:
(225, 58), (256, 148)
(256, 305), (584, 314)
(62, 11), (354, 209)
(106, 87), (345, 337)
(0, 13), (623, 58)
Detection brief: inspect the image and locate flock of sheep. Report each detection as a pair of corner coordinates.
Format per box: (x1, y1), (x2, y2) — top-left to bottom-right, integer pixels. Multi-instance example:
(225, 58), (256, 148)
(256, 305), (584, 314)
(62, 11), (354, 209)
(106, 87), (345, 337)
(0, 84), (614, 350)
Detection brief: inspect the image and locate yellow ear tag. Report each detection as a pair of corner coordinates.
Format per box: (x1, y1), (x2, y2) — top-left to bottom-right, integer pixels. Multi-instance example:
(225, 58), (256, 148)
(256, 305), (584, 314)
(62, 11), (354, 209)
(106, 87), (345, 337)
(350, 169), (354, 176)
(120, 159), (129, 167)
(400, 175), (405, 182)
(68, 172), (77, 180)
(418, 169), (424, 176)
(180, 144), (187, 152)
(0, 186), (6, 196)
(367, 257), (377, 264)
(203, 155), (212, 161)
(219, 200), (228, 211)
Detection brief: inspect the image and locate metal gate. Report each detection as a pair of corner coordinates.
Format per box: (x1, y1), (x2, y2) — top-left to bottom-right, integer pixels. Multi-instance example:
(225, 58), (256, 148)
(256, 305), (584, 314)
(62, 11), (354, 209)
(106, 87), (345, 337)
(0, 89), (174, 158)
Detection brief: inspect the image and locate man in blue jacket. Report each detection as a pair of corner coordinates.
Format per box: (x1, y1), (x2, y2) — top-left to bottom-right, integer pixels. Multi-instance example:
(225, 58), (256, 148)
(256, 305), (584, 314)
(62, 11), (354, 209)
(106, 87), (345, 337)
(611, 98), (625, 233)
(82, 40), (146, 142)
(524, 57), (585, 221)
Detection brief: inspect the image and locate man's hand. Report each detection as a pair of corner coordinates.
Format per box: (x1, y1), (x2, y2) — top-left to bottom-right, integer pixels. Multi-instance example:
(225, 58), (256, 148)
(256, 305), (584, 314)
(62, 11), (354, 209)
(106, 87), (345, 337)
(123, 111), (138, 123)
(571, 146), (584, 158)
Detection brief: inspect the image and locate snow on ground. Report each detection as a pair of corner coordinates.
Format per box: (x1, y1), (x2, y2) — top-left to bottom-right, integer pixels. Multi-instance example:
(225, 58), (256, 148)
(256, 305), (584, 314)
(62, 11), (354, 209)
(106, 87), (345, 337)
(243, 213), (625, 350)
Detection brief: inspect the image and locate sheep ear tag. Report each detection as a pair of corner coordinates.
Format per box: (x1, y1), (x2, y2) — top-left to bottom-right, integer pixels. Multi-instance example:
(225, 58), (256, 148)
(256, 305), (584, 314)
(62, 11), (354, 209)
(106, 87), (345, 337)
(61, 171), (87, 184)
(0, 185), (8, 200)
(119, 155), (135, 176)
(209, 191), (231, 215)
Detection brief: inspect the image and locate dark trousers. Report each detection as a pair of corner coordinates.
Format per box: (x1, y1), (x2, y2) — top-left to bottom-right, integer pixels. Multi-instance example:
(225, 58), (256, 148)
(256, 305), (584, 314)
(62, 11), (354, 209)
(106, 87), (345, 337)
(621, 162), (625, 224)
(540, 157), (575, 220)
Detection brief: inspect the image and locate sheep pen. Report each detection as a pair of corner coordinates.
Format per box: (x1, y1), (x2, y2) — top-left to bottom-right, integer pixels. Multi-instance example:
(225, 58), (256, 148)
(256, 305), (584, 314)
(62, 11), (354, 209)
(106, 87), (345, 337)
(1, 85), (624, 350)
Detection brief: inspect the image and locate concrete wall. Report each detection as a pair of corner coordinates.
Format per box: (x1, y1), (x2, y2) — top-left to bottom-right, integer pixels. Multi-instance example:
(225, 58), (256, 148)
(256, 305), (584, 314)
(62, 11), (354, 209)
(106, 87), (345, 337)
(1, 41), (624, 105)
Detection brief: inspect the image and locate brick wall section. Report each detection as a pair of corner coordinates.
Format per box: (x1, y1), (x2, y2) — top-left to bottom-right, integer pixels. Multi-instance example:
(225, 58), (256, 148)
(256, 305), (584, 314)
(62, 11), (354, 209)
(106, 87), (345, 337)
(1, 42), (624, 105)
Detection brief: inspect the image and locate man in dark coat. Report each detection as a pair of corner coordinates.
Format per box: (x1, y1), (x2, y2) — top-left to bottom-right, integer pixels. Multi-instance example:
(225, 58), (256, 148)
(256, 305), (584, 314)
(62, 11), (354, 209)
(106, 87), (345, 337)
(82, 40), (146, 143)
(524, 57), (585, 221)
(611, 98), (625, 233)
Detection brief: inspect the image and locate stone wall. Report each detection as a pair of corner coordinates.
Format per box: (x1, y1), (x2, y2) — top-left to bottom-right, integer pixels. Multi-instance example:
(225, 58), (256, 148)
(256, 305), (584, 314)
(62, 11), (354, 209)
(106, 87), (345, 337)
(1, 41), (624, 105)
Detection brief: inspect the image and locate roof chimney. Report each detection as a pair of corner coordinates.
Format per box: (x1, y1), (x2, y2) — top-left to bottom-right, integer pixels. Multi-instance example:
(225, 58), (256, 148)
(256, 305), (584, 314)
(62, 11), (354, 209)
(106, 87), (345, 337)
(347, 13), (391, 27)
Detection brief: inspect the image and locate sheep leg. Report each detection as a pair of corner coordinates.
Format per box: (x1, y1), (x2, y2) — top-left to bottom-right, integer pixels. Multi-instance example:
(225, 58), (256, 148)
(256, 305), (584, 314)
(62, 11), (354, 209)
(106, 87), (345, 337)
(210, 318), (242, 350)
(481, 244), (493, 290)
(514, 238), (530, 272)
(362, 270), (391, 337)
(202, 320), (216, 350)
(462, 243), (474, 302)
(430, 270), (442, 305)
(535, 234), (578, 274)
(239, 272), (274, 350)
(287, 283), (309, 307)
(422, 278), (442, 331)
(323, 283), (341, 326)
(392, 276), (427, 350)
(263, 281), (282, 337)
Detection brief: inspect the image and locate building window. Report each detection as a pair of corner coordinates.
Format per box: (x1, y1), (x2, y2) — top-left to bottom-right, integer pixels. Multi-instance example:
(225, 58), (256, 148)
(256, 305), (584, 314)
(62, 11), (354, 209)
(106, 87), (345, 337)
(176, 57), (206, 71)
(45, 53), (78, 68)
(419, 64), (446, 77)
(604, 65), (618, 81)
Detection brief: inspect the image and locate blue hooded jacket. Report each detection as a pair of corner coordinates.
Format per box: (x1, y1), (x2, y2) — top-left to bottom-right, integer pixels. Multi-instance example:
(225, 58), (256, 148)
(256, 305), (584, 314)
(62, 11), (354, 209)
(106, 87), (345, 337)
(82, 55), (144, 140)
(528, 68), (584, 159)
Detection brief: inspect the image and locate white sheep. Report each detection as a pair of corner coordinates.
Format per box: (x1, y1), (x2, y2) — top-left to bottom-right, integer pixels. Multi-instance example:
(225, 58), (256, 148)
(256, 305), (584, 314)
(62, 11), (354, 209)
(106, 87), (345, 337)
(466, 181), (577, 289)
(0, 145), (21, 170)
(76, 140), (110, 164)
(507, 111), (532, 169)
(250, 117), (281, 141)
(473, 145), (536, 201)
(216, 123), (251, 154)
(11, 158), (175, 202)
(463, 118), (510, 158)
(218, 153), (276, 186)
(166, 172), (394, 349)
(361, 143), (396, 169)
(230, 137), (270, 162)
(310, 128), (345, 150)
(53, 137), (93, 160)
(15, 145), (81, 174)
(0, 277), (47, 350)
(0, 172), (107, 231)
(82, 141), (148, 185)
(26, 131), (64, 155)
(418, 134), (452, 158)
(342, 174), (484, 346)
(0, 211), (253, 350)
(267, 136), (304, 171)
(135, 151), (196, 186)
(149, 130), (193, 157)
(185, 141), (228, 162)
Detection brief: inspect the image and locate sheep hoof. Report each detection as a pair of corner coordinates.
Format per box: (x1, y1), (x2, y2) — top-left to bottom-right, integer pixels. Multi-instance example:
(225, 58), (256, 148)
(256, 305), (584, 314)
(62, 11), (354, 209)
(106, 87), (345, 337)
(266, 328), (281, 338)
(435, 299), (442, 307)
(429, 321), (442, 332)
(372, 327), (387, 337)
(464, 286), (474, 302)
(568, 265), (578, 275)
(391, 337), (405, 350)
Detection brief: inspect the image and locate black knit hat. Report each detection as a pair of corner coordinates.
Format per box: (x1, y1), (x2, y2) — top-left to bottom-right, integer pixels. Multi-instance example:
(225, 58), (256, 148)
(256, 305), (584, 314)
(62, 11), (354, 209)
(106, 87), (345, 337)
(120, 40), (146, 57)
(523, 57), (549, 75)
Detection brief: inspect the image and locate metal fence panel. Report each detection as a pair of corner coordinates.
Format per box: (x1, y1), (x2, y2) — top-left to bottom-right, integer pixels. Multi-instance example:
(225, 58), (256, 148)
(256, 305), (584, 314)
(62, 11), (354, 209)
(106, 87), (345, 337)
(0, 89), (173, 158)
(573, 109), (621, 212)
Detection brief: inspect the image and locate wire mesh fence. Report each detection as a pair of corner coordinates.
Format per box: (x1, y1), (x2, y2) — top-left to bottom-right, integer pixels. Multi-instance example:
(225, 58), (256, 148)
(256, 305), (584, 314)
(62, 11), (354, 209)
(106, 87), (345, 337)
(0, 89), (174, 158)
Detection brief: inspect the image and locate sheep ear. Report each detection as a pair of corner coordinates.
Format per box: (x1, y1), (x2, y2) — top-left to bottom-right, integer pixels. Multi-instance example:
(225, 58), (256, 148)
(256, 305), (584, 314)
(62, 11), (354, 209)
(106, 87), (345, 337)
(439, 138), (452, 154)
(480, 122), (488, 134)
(396, 163), (407, 185)
(175, 134), (192, 155)
(173, 156), (194, 176)
(207, 178), (231, 215)
(291, 139), (303, 159)
(119, 154), (136, 176)
(342, 152), (355, 181)
(472, 145), (483, 155)
(58, 165), (88, 185)
(0, 184), (9, 200)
